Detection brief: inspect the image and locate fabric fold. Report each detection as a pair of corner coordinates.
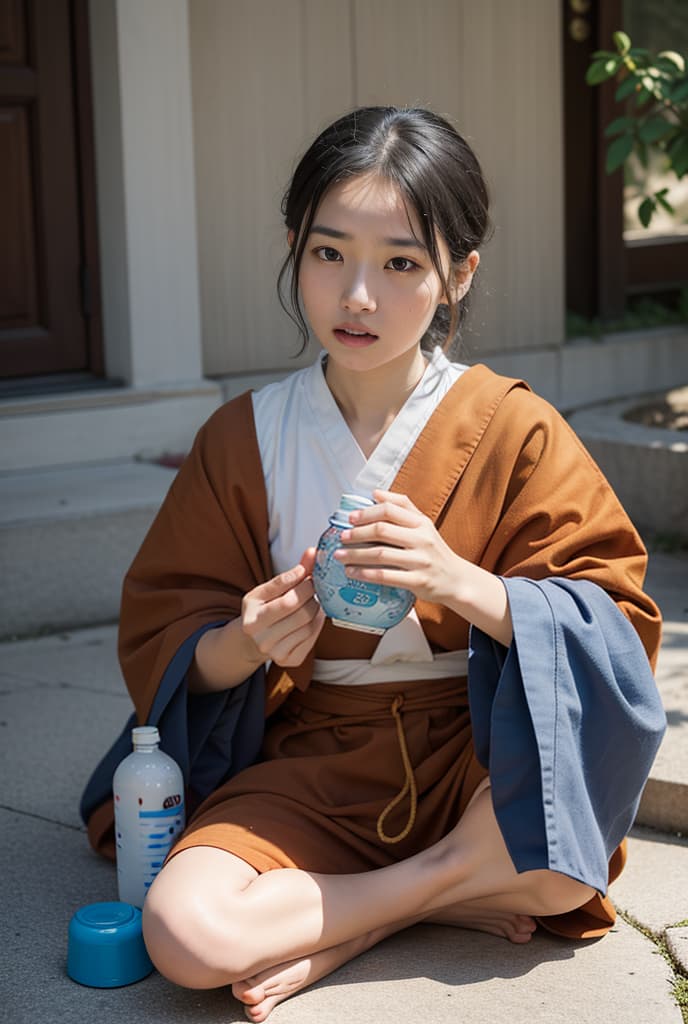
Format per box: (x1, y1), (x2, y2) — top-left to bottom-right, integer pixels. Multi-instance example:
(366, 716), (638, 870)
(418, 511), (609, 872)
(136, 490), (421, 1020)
(468, 576), (666, 895)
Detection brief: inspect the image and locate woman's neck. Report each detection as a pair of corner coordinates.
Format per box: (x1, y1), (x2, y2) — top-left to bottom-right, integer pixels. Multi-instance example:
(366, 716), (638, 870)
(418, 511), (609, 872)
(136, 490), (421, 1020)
(324, 347), (428, 459)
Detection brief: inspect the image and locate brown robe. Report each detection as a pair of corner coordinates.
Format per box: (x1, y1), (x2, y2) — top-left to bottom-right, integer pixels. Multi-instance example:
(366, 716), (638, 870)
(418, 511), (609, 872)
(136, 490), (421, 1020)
(100, 364), (662, 939)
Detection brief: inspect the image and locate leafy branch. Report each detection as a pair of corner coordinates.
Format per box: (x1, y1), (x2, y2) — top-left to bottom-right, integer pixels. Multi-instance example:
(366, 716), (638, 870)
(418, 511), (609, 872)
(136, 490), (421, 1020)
(587, 31), (688, 227)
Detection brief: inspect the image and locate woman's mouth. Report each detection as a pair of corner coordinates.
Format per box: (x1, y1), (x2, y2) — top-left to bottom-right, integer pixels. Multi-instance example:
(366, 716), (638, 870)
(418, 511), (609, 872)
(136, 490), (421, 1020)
(333, 327), (378, 347)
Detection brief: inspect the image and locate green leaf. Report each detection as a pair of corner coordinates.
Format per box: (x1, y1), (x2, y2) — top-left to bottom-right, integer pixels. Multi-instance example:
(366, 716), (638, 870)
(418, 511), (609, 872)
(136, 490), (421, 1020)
(638, 197), (655, 227)
(586, 58), (615, 85)
(604, 116), (636, 138)
(671, 78), (688, 102)
(654, 58), (682, 79)
(658, 50), (686, 73)
(613, 31), (631, 55)
(654, 190), (675, 214)
(606, 133), (634, 173)
(591, 50), (616, 60)
(655, 77), (676, 102)
(615, 75), (640, 101)
(668, 136), (688, 177)
(635, 86), (652, 107)
(636, 139), (649, 170)
(638, 117), (672, 143)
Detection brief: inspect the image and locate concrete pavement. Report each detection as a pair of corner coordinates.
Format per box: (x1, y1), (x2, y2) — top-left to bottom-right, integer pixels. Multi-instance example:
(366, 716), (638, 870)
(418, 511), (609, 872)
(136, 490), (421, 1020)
(1, 550), (686, 1023)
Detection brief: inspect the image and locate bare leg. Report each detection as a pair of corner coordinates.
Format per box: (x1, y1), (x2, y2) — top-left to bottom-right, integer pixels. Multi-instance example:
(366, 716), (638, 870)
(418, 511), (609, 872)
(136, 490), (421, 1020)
(143, 788), (593, 991)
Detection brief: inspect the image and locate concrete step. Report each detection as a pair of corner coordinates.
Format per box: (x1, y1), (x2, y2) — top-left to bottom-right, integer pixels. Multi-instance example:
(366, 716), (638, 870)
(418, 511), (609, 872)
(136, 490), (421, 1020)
(568, 395), (688, 542)
(0, 461), (175, 640)
(636, 552), (688, 836)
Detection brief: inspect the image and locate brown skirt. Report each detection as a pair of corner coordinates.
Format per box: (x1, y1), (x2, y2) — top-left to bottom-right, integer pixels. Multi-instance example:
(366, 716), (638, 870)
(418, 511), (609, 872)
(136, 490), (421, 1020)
(168, 676), (622, 939)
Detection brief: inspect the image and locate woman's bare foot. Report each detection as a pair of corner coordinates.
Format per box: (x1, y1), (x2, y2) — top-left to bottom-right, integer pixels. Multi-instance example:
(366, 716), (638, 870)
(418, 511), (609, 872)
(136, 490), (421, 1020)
(428, 904), (537, 943)
(232, 905), (537, 1020)
(233, 955), (312, 1022)
(232, 917), (412, 1022)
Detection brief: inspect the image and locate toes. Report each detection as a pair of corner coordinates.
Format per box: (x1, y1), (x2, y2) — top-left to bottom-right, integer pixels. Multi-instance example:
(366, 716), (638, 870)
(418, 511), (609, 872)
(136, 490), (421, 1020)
(232, 979), (265, 1006)
(243, 995), (279, 1022)
(503, 916), (537, 944)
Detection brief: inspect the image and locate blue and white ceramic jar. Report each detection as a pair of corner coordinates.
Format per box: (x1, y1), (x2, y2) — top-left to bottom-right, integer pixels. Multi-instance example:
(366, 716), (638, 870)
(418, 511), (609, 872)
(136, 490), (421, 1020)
(312, 494), (416, 635)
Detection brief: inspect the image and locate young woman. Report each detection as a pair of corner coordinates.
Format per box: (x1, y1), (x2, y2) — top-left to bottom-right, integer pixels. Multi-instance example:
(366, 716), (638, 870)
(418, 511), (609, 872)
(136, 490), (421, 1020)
(82, 106), (665, 1021)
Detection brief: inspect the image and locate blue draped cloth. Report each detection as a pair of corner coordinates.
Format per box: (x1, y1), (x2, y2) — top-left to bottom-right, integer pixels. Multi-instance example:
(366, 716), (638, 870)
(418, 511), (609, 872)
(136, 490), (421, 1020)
(469, 577), (666, 895)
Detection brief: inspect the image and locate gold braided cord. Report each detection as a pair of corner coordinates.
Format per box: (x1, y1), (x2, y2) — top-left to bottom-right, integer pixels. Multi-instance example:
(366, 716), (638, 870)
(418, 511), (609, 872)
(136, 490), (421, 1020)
(376, 695), (418, 845)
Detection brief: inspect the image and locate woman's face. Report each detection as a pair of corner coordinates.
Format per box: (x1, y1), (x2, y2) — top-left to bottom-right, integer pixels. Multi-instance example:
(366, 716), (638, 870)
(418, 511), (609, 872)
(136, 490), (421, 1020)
(295, 173), (471, 377)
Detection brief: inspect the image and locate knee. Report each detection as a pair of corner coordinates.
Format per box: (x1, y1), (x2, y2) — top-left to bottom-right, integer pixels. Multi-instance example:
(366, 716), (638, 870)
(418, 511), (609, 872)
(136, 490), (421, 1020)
(142, 867), (249, 987)
(530, 870), (596, 917)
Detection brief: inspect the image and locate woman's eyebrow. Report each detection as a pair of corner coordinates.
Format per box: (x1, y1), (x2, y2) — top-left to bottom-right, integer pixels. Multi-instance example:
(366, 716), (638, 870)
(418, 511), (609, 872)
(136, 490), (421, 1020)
(310, 224), (427, 250)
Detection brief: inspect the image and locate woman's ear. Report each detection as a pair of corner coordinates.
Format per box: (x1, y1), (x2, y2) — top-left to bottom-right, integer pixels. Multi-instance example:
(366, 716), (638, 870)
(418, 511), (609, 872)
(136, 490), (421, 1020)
(287, 229), (295, 248)
(448, 250), (480, 303)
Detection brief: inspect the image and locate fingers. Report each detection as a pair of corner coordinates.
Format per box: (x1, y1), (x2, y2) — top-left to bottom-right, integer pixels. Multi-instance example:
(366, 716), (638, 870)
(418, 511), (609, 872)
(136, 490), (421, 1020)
(339, 521), (413, 549)
(243, 575), (316, 634)
(372, 489), (416, 509)
(249, 563), (308, 603)
(266, 605), (326, 666)
(335, 545), (412, 571)
(299, 546), (318, 576)
(242, 558), (324, 667)
(347, 493), (423, 534)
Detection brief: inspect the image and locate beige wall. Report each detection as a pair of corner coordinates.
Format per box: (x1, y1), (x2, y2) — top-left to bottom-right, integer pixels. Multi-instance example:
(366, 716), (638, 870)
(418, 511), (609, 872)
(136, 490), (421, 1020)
(189, 0), (564, 377)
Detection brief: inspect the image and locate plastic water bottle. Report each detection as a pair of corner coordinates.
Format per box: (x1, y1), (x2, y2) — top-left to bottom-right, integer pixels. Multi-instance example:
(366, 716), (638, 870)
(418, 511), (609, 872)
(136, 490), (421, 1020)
(112, 726), (185, 908)
(312, 493), (415, 634)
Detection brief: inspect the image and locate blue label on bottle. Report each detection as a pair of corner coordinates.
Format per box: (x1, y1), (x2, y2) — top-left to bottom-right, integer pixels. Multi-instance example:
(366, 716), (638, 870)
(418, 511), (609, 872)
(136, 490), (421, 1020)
(338, 585), (378, 608)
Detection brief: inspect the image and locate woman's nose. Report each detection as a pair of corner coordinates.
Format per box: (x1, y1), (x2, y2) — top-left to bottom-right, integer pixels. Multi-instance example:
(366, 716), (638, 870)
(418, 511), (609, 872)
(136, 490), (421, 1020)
(340, 273), (377, 313)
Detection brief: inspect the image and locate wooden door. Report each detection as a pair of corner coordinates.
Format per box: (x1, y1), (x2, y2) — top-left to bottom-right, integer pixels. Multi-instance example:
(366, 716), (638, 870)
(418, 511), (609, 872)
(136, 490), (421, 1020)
(0, 0), (102, 380)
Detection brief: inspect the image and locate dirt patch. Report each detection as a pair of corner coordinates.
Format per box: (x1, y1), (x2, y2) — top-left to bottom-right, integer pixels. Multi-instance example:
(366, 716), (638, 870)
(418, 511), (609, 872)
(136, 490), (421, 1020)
(623, 387), (688, 432)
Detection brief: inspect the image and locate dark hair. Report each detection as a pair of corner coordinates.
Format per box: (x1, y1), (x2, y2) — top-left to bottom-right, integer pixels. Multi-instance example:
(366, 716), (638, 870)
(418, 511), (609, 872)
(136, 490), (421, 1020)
(277, 106), (493, 356)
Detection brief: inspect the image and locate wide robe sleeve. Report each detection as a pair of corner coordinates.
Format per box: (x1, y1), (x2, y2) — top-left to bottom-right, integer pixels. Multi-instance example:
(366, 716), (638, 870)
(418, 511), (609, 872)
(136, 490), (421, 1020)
(468, 578), (666, 896)
(392, 365), (665, 898)
(80, 392), (276, 856)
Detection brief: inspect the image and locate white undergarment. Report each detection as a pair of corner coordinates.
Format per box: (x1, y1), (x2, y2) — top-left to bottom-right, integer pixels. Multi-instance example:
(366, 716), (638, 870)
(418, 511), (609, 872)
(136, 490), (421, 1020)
(251, 346), (468, 683)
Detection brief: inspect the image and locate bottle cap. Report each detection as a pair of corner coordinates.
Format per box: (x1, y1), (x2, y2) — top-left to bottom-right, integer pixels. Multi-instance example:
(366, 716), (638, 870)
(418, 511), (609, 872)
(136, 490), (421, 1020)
(131, 726), (160, 748)
(331, 493), (375, 527)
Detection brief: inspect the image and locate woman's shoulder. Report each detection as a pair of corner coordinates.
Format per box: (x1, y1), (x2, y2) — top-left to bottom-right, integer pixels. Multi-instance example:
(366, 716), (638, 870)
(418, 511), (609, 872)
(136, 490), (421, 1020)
(251, 363), (311, 420)
(198, 363), (312, 436)
(462, 362), (566, 427)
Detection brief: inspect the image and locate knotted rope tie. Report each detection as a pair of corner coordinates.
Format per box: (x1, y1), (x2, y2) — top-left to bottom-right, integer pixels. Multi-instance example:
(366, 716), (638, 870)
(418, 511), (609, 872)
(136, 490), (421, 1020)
(376, 694), (418, 845)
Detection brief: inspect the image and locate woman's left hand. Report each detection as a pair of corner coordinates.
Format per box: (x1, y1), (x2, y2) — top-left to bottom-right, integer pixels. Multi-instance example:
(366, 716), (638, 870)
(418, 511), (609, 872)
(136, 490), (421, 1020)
(335, 489), (464, 607)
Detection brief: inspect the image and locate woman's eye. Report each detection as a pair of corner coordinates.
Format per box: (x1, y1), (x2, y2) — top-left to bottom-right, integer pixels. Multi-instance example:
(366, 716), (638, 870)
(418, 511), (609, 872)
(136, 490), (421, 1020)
(387, 256), (418, 272)
(315, 247), (342, 262)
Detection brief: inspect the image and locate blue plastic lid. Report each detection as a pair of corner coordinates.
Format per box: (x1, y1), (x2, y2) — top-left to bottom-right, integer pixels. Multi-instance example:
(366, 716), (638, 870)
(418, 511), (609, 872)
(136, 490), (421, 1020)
(75, 902), (136, 931)
(67, 901), (153, 988)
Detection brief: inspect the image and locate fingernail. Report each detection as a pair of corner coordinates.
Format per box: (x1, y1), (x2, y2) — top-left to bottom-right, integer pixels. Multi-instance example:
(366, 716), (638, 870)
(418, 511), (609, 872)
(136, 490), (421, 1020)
(340, 530), (351, 541)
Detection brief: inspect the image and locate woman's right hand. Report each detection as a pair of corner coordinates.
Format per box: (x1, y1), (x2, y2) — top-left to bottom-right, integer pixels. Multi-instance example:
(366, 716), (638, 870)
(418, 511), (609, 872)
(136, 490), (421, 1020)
(240, 547), (325, 667)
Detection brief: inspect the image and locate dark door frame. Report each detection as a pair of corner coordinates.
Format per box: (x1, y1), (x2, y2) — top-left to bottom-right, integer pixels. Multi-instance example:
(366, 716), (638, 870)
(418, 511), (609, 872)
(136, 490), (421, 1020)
(0, 0), (103, 386)
(72, 0), (104, 377)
